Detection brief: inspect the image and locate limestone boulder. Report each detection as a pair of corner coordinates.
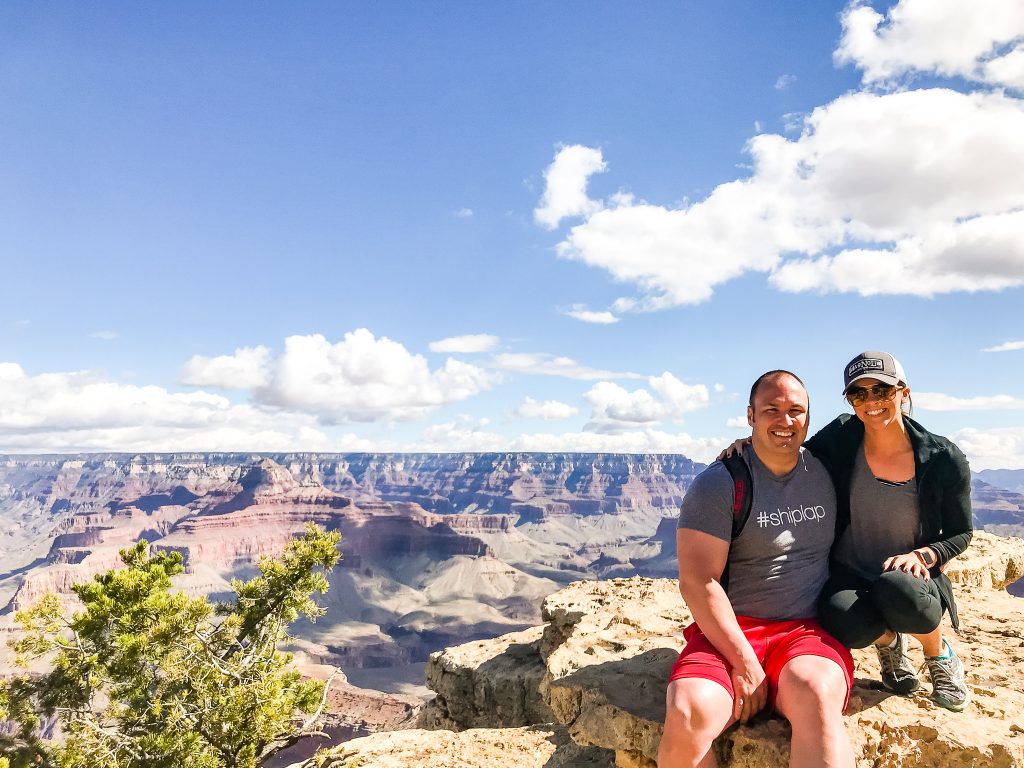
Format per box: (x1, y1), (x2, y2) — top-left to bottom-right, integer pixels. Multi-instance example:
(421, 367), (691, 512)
(418, 625), (555, 730)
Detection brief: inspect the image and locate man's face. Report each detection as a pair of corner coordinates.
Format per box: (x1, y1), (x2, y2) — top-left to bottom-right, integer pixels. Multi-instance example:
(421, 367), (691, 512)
(746, 374), (809, 464)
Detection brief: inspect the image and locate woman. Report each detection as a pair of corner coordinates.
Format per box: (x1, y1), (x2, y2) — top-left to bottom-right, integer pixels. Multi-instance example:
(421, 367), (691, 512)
(805, 351), (973, 711)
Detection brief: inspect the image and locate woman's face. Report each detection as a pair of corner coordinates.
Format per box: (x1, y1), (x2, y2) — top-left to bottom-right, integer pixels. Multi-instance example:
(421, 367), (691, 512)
(846, 376), (910, 430)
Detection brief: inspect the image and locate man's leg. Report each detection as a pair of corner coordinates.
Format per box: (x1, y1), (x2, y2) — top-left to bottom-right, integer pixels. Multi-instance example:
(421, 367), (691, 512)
(658, 677), (735, 768)
(774, 656), (854, 768)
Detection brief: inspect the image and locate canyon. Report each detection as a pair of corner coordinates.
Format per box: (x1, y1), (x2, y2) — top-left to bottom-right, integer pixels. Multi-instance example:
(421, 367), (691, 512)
(0, 452), (701, 714)
(1, 453), (1022, 755)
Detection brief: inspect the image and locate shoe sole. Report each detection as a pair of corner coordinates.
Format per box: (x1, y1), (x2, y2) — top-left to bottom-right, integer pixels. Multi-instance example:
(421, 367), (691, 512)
(930, 696), (969, 712)
(884, 682), (921, 696)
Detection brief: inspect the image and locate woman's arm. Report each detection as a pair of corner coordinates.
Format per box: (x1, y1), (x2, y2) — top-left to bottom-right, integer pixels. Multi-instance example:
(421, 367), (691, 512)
(803, 413), (856, 472)
(928, 446), (973, 566)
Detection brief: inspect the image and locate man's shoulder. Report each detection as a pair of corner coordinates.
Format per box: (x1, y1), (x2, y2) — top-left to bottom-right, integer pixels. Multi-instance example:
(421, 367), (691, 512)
(681, 460), (735, 511)
(692, 458), (734, 491)
(678, 459), (735, 537)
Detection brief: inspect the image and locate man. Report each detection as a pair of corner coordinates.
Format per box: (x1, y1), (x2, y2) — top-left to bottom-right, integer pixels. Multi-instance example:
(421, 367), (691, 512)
(658, 371), (855, 768)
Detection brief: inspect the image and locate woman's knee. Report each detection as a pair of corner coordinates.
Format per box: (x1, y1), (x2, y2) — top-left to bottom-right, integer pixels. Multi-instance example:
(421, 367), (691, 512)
(817, 590), (886, 649)
(872, 570), (942, 634)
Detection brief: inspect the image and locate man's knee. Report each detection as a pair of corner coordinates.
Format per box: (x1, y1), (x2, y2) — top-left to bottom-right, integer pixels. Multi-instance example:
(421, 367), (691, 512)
(663, 677), (733, 738)
(776, 657), (848, 719)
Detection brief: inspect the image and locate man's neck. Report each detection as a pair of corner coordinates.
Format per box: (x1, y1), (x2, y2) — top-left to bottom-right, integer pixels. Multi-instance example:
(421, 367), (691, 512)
(750, 443), (799, 477)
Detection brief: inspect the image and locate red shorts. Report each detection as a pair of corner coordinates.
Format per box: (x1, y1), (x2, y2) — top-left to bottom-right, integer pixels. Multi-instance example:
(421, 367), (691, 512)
(669, 616), (854, 710)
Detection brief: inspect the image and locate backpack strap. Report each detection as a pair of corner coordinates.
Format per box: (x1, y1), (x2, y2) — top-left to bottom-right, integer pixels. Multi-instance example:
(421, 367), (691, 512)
(722, 453), (753, 539)
(718, 453), (753, 593)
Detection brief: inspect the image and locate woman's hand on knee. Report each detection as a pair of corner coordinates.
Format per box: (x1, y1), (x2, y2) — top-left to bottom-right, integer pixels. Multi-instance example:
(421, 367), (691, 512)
(882, 551), (930, 580)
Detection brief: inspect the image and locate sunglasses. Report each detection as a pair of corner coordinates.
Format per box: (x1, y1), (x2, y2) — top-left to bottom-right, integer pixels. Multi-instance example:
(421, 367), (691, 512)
(845, 383), (899, 406)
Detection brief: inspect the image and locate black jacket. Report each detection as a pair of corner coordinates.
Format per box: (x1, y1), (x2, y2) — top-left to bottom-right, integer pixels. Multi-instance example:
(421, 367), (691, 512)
(805, 413), (973, 629)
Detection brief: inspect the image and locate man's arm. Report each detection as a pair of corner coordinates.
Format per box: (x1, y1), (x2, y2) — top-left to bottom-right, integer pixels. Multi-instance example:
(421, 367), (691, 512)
(676, 527), (767, 723)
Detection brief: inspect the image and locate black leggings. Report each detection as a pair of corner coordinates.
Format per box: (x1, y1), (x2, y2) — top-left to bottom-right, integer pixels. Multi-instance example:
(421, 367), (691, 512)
(817, 566), (944, 649)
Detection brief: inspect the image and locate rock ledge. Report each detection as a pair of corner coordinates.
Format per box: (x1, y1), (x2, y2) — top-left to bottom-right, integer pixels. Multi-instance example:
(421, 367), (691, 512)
(306, 531), (1024, 767)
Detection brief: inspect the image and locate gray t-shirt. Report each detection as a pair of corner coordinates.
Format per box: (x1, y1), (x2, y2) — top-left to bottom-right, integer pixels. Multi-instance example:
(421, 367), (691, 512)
(677, 445), (836, 620)
(834, 445), (920, 578)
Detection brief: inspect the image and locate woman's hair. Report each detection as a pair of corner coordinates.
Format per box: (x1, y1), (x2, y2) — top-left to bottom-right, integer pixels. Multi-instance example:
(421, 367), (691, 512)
(899, 381), (913, 416)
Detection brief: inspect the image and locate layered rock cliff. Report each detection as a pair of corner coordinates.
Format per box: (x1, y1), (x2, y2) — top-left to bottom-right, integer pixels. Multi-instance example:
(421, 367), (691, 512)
(306, 531), (1024, 767)
(0, 453), (701, 595)
(0, 454), (702, 667)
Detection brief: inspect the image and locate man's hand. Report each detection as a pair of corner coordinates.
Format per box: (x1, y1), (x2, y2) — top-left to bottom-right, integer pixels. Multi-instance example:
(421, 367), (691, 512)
(882, 551), (931, 580)
(730, 654), (767, 724)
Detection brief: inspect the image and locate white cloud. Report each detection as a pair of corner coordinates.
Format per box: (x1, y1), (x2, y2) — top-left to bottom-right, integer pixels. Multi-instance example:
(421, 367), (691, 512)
(429, 334), (499, 354)
(585, 382), (666, 428)
(726, 416), (748, 428)
(983, 340), (1024, 352)
(952, 426), (1024, 470)
(650, 372), (711, 415)
(180, 346), (271, 389)
(493, 352), (641, 380)
(836, 0), (1024, 90)
(258, 330), (496, 422)
(770, 208), (1024, 297)
(0, 362), (365, 453)
(545, 85), (1024, 310)
(513, 397), (578, 421)
(584, 373), (709, 432)
(915, 392), (1024, 411)
(775, 74), (797, 90)
(418, 420), (508, 452)
(14, 320), (30, 328)
(454, 207), (474, 218)
(534, 145), (608, 229)
(89, 330), (117, 340)
(562, 305), (619, 324)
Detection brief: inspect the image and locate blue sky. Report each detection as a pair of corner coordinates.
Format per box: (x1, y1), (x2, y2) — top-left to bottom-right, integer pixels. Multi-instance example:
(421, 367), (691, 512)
(1, 0), (1022, 468)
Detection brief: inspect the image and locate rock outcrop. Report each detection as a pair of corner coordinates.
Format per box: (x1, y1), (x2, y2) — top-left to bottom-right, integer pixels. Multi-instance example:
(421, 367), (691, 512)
(262, 661), (421, 768)
(311, 531), (1024, 767)
(296, 725), (614, 768)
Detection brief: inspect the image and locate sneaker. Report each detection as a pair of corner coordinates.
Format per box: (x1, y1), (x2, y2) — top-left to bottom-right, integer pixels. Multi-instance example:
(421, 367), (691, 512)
(926, 642), (970, 712)
(875, 633), (921, 695)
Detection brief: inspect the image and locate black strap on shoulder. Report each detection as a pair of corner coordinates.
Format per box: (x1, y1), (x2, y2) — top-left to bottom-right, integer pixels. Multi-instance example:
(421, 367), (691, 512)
(718, 453), (753, 594)
(722, 453), (753, 539)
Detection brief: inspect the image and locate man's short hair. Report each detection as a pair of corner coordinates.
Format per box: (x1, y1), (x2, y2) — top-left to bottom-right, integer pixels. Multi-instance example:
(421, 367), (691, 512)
(748, 370), (807, 407)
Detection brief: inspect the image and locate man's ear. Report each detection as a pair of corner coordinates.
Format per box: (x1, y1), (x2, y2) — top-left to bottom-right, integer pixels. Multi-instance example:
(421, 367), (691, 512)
(746, 405), (754, 428)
